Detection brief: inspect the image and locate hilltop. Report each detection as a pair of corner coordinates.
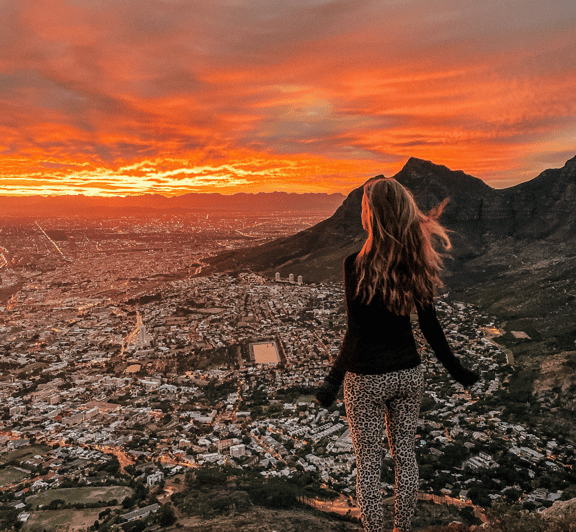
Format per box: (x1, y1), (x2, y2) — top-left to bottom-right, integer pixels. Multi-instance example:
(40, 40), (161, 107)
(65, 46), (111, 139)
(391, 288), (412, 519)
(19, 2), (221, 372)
(206, 155), (576, 283)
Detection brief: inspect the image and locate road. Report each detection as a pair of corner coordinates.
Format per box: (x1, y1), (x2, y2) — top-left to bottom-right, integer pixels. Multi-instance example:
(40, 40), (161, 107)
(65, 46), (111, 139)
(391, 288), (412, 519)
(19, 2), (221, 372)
(304, 493), (361, 518)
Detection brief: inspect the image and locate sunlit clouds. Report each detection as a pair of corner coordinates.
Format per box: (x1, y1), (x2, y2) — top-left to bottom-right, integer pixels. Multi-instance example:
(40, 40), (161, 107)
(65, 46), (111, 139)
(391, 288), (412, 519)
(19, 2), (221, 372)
(1, 0), (575, 196)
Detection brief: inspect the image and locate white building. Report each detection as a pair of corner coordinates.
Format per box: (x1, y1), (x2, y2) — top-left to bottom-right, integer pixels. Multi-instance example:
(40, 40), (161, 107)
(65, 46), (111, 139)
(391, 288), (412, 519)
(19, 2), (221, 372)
(146, 471), (164, 486)
(230, 444), (246, 458)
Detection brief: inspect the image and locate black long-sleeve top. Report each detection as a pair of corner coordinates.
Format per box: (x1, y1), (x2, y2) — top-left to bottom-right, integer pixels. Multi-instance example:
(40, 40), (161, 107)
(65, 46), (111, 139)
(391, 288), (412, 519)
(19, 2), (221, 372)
(326, 252), (476, 386)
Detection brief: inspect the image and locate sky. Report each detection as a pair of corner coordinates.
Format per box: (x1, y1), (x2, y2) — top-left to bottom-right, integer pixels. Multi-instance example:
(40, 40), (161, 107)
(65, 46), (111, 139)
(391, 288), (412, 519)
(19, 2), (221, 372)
(1, 0), (575, 197)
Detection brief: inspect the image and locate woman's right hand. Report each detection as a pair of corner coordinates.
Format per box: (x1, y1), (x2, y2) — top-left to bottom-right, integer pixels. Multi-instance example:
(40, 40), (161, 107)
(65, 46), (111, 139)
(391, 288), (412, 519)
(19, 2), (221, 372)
(455, 367), (480, 387)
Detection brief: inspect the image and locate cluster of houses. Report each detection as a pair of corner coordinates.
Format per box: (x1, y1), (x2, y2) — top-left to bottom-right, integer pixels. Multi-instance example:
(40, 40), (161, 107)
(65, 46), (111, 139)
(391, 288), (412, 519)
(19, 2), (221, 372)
(1, 234), (574, 515)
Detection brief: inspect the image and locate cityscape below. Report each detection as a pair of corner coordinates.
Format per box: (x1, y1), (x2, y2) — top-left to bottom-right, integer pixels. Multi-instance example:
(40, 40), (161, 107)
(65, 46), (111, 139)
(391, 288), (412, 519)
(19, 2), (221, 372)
(1, 210), (575, 531)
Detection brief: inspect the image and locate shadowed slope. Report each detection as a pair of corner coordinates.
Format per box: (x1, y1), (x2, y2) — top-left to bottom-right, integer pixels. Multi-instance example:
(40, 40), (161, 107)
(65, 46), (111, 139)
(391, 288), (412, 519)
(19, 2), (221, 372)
(206, 183), (366, 282)
(205, 155), (576, 285)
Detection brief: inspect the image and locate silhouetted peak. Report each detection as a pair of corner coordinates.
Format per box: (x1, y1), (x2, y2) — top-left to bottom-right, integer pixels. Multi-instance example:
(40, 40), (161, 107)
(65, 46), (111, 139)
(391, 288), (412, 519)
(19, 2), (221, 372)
(563, 154), (576, 168)
(404, 156), (437, 170)
(392, 158), (495, 208)
(401, 157), (467, 177)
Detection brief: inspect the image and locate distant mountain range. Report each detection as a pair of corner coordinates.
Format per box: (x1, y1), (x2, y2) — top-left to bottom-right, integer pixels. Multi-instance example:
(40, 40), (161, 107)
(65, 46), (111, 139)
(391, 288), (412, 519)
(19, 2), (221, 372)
(0, 191), (345, 216)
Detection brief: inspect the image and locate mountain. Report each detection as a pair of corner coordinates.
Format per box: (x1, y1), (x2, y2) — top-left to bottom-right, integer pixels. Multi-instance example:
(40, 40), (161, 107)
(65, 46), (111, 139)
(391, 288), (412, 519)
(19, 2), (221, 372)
(206, 154), (576, 438)
(206, 157), (499, 282)
(0, 191), (345, 217)
(207, 155), (576, 276)
(496, 156), (576, 240)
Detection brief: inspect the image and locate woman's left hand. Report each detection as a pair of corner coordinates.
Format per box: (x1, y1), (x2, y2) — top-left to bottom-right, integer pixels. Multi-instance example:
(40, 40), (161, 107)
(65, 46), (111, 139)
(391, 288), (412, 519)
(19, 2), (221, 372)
(315, 379), (340, 408)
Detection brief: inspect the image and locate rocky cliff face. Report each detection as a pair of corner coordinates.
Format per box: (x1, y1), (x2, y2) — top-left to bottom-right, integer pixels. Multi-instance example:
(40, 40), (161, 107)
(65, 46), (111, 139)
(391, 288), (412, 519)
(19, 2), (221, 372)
(395, 157), (496, 221)
(207, 155), (576, 284)
(499, 155), (576, 240)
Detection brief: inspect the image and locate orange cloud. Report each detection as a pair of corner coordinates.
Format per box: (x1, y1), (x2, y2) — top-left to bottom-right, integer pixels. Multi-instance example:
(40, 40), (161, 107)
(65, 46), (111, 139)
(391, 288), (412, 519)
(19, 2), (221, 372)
(1, 0), (575, 196)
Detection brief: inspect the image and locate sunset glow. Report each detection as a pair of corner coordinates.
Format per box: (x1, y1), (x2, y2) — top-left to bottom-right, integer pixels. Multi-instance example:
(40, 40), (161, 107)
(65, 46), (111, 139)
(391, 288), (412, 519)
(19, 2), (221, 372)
(1, 0), (576, 196)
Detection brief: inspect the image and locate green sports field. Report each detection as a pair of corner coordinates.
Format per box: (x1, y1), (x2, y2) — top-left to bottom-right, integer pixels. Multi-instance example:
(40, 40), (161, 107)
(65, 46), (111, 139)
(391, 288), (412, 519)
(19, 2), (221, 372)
(0, 466), (30, 487)
(26, 485), (132, 510)
(21, 507), (105, 531)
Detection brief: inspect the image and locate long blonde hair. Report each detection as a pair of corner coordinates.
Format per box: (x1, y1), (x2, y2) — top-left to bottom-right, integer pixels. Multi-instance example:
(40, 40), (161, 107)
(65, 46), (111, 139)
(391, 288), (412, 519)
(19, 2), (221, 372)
(355, 177), (451, 314)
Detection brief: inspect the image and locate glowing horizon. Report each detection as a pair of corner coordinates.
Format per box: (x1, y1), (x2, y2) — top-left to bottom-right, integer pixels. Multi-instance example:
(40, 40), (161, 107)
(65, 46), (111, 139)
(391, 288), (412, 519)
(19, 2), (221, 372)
(1, 0), (575, 197)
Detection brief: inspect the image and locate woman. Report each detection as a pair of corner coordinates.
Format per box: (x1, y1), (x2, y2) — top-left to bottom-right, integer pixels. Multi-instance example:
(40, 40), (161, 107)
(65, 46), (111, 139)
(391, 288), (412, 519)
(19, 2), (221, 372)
(316, 178), (479, 532)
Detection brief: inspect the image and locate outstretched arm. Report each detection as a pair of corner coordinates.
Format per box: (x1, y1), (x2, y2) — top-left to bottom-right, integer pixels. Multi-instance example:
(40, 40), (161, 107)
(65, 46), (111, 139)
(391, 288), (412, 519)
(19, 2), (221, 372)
(315, 255), (357, 407)
(315, 344), (347, 407)
(416, 302), (479, 387)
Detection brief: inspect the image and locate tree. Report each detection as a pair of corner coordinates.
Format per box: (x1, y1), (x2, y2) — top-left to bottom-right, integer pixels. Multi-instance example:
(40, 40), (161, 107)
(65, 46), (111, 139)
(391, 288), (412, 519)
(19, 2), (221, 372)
(192, 466), (228, 487)
(121, 520), (146, 532)
(47, 498), (66, 510)
(157, 503), (177, 527)
(487, 502), (547, 532)
(503, 488), (522, 503)
(122, 495), (134, 509)
(0, 507), (19, 531)
(467, 487), (492, 508)
(460, 506), (481, 526)
(419, 464), (435, 481)
(104, 456), (121, 474)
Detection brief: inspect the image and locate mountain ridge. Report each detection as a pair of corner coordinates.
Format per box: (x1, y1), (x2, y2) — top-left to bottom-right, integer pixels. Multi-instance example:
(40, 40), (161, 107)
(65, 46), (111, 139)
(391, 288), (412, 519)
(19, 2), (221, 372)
(0, 191), (346, 216)
(206, 154), (576, 282)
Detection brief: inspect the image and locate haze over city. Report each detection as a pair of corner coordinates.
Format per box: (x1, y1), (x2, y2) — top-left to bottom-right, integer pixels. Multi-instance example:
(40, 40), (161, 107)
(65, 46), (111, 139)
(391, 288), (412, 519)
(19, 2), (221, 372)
(1, 0), (576, 196)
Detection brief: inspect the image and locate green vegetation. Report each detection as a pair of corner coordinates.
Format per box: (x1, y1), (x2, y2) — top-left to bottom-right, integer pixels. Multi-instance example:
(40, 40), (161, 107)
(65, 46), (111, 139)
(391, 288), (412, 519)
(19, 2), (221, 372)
(482, 502), (576, 532)
(0, 445), (51, 466)
(203, 379), (238, 403)
(157, 503), (177, 527)
(172, 467), (252, 518)
(172, 465), (339, 519)
(0, 505), (20, 531)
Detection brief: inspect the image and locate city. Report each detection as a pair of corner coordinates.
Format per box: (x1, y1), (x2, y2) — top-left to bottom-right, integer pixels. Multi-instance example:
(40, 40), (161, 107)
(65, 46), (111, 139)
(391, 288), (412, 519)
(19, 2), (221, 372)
(1, 213), (575, 531)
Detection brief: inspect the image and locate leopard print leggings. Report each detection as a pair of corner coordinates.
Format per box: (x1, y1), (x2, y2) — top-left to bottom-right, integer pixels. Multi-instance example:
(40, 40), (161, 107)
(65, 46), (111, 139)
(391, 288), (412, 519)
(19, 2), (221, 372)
(344, 366), (425, 532)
